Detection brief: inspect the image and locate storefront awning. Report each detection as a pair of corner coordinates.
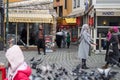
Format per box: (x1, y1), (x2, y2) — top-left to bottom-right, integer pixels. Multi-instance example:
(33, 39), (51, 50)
(4, 13), (53, 23)
(65, 18), (76, 24)
(68, 9), (84, 17)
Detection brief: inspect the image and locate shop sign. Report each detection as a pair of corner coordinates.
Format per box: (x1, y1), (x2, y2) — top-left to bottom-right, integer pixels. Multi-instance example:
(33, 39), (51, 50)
(65, 18), (76, 24)
(89, 17), (94, 26)
(96, 11), (120, 16)
(102, 12), (114, 16)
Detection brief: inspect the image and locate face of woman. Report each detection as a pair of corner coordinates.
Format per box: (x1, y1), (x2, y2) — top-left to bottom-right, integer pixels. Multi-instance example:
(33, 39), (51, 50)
(86, 26), (90, 33)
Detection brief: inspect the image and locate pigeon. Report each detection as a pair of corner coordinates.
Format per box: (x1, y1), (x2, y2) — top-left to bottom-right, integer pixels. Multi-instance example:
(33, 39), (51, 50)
(74, 77), (79, 80)
(109, 71), (119, 79)
(37, 58), (42, 61)
(97, 67), (111, 78)
(51, 63), (56, 69)
(30, 57), (34, 62)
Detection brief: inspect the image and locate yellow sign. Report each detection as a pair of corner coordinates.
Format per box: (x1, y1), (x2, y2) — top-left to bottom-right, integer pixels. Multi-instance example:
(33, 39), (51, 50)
(65, 18), (76, 23)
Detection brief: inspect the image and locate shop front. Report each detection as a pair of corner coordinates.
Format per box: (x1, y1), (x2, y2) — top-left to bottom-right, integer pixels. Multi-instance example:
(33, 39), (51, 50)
(4, 9), (54, 49)
(57, 17), (80, 42)
(94, 8), (120, 50)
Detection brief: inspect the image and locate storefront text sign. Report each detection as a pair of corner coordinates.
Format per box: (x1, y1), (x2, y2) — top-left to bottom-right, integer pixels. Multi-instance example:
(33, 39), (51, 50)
(102, 12), (114, 16)
(96, 11), (120, 16)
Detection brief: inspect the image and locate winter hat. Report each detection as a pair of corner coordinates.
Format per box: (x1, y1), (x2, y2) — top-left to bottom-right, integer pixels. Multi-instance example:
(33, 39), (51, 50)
(113, 26), (119, 33)
(5, 45), (24, 71)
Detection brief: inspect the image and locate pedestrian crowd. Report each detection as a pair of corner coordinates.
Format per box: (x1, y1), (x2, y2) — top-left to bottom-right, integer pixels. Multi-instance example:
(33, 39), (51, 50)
(55, 28), (71, 49)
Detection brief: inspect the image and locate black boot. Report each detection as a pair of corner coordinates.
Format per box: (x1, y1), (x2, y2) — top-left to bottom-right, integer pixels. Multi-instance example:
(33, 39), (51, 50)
(37, 47), (41, 55)
(82, 59), (89, 69)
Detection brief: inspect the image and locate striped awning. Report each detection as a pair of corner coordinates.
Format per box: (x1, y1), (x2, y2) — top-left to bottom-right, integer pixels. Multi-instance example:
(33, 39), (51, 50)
(4, 13), (53, 23)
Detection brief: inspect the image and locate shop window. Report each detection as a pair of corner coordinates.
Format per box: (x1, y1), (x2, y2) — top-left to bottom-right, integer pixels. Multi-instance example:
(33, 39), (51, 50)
(71, 27), (78, 42)
(29, 23), (37, 45)
(97, 28), (108, 38)
(96, 39), (107, 50)
(64, 0), (67, 9)
(54, 7), (57, 13)
(56, 0), (60, 2)
(59, 6), (63, 17)
(17, 23), (27, 45)
(97, 16), (120, 26)
(8, 22), (16, 44)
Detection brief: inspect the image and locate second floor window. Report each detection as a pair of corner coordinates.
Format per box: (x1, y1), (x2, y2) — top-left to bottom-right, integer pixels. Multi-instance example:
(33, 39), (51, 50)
(74, 0), (76, 8)
(56, 0), (60, 2)
(77, 0), (80, 7)
(64, 0), (67, 9)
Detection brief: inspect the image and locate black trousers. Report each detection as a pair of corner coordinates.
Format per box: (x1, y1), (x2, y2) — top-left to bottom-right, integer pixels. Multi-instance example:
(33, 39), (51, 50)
(37, 39), (45, 54)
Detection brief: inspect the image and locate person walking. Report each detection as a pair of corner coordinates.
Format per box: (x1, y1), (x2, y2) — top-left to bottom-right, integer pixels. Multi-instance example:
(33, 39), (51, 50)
(56, 29), (63, 48)
(78, 24), (96, 69)
(104, 28), (113, 62)
(5, 45), (32, 80)
(66, 32), (71, 48)
(37, 25), (46, 55)
(102, 26), (120, 69)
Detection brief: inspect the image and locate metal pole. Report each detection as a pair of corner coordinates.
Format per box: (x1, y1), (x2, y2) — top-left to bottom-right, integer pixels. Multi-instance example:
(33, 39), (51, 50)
(6, 0), (9, 49)
(99, 33), (101, 52)
(43, 23), (46, 55)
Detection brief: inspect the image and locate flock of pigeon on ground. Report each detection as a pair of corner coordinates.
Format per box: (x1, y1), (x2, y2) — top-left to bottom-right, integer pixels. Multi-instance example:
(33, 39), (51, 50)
(29, 57), (119, 80)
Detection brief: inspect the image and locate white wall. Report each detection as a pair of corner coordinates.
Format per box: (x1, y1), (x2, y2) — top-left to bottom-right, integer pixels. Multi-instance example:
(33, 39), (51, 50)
(93, 0), (120, 8)
(72, 0), (85, 12)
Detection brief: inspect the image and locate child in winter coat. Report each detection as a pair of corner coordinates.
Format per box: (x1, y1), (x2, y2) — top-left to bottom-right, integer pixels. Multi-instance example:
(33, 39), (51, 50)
(5, 45), (32, 80)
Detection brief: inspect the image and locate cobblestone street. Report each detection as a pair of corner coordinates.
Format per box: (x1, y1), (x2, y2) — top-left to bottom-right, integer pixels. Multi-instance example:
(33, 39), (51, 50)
(0, 45), (120, 80)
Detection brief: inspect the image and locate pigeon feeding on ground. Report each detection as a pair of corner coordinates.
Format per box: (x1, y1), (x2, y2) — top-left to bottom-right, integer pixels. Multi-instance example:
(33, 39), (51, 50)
(30, 58), (43, 69)
(30, 57), (34, 62)
(97, 67), (111, 78)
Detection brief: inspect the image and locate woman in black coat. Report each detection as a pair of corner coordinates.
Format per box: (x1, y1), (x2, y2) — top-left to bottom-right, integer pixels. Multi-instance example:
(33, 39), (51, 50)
(102, 27), (120, 69)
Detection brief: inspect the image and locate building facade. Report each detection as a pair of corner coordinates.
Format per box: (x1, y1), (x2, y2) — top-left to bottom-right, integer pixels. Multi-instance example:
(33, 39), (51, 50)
(53, 0), (85, 42)
(68, 0), (85, 41)
(84, 0), (120, 50)
(4, 0), (56, 49)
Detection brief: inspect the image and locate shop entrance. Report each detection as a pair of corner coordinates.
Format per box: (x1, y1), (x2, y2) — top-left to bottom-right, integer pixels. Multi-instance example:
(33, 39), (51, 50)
(8, 22), (39, 46)
(8, 23), (52, 47)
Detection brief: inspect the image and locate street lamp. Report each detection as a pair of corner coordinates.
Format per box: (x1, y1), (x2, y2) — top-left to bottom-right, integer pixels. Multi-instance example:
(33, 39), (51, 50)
(6, 0), (9, 49)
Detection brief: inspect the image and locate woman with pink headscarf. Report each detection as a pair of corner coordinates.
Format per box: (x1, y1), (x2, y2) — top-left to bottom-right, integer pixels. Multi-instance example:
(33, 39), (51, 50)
(102, 26), (120, 69)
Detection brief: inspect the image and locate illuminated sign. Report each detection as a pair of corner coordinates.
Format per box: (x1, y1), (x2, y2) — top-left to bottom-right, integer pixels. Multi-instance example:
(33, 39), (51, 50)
(65, 18), (76, 23)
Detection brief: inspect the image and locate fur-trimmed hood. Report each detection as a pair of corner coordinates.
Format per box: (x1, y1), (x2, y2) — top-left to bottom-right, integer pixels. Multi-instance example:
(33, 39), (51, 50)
(5, 45), (24, 72)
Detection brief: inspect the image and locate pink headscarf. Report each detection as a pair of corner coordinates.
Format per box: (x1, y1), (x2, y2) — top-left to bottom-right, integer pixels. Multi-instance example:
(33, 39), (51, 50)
(113, 26), (119, 33)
